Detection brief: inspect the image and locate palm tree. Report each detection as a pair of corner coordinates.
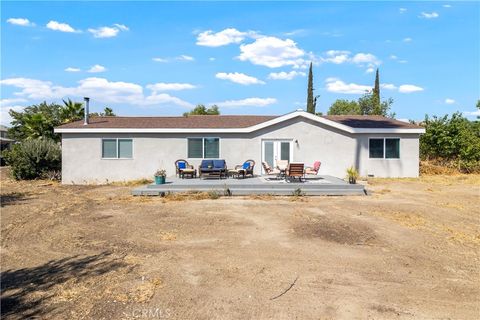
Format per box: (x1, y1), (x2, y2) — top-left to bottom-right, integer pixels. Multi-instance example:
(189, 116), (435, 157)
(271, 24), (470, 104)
(61, 99), (84, 123)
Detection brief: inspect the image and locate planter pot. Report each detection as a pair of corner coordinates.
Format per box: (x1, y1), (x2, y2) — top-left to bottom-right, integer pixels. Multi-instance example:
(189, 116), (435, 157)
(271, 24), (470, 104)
(348, 177), (356, 184)
(155, 176), (166, 185)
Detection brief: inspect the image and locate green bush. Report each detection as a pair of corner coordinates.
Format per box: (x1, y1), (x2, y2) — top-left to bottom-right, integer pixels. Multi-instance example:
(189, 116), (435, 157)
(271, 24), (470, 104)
(420, 113), (480, 173)
(4, 138), (62, 180)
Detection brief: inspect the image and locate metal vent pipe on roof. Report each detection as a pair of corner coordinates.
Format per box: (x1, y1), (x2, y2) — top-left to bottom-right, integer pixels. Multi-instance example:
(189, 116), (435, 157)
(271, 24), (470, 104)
(84, 97), (90, 125)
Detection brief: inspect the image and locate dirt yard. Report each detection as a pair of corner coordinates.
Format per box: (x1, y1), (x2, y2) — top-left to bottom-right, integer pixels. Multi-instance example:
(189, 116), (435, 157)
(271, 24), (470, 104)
(1, 168), (479, 320)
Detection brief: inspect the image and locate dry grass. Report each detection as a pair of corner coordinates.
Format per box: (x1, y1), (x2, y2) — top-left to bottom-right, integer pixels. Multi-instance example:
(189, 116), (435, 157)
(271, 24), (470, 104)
(108, 179), (153, 186)
(162, 191), (221, 202)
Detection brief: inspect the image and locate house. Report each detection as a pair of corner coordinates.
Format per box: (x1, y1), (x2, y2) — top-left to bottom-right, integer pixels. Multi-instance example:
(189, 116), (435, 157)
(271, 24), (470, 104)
(0, 125), (15, 166)
(54, 109), (425, 184)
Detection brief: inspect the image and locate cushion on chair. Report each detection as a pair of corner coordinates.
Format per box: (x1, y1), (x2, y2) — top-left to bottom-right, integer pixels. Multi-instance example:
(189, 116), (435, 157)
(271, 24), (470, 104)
(242, 162), (250, 170)
(178, 162), (186, 169)
(213, 159), (226, 169)
(200, 160), (213, 169)
(313, 161), (321, 171)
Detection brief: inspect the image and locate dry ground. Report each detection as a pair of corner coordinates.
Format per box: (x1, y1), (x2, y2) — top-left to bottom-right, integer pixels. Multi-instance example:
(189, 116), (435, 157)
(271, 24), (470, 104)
(1, 168), (479, 319)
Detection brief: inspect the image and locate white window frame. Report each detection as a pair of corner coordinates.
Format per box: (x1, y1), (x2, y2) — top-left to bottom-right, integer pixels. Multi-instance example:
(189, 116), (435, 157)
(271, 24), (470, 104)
(101, 138), (133, 159)
(186, 137), (221, 159)
(368, 137), (400, 160)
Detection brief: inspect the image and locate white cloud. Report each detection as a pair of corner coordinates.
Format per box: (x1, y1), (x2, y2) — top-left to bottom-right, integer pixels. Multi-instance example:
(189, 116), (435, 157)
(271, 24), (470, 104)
(215, 72), (265, 85)
(445, 98), (455, 104)
(403, 37), (413, 43)
(322, 50), (351, 64)
(389, 55), (398, 60)
(87, 64), (106, 73)
(176, 55), (194, 61)
(464, 110), (480, 117)
(398, 60), (408, 64)
(7, 18), (34, 27)
(209, 57), (216, 61)
(399, 8), (407, 13)
(214, 97), (277, 108)
(1, 105), (25, 126)
(268, 70), (306, 80)
(88, 24), (128, 38)
(152, 57), (168, 63)
(65, 67), (81, 72)
(0, 98), (27, 107)
(113, 23), (129, 31)
(366, 67), (375, 73)
(46, 20), (78, 33)
(351, 53), (381, 65)
(443, 4), (452, 8)
(398, 84), (424, 93)
(238, 36), (308, 68)
(0, 77), (193, 108)
(420, 12), (439, 19)
(196, 28), (254, 47)
(146, 83), (197, 91)
(325, 78), (372, 94)
(381, 83), (397, 90)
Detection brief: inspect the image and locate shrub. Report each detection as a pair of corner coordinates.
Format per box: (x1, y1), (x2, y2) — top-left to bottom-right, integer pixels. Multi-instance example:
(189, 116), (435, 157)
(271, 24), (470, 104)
(420, 113), (480, 173)
(4, 138), (61, 180)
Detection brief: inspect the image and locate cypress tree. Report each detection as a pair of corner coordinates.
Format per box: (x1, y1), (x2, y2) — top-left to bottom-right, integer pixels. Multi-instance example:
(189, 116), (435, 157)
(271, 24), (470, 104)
(373, 68), (380, 112)
(306, 62), (315, 114)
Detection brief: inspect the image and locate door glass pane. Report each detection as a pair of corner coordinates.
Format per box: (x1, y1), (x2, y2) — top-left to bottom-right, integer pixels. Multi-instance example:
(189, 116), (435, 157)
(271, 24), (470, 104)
(188, 138), (203, 158)
(102, 139), (117, 158)
(280, 142), (290, 162)
(385, 138), (400, 158)
(264, 141), (274, 168)
(118, 139), (133, 158)
(369, 139), (384, 158)
(204, 138), (219, 158)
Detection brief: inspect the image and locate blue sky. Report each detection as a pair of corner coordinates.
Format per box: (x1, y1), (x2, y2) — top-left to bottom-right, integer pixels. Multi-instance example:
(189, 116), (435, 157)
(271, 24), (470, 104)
(1, 1), (479, 125)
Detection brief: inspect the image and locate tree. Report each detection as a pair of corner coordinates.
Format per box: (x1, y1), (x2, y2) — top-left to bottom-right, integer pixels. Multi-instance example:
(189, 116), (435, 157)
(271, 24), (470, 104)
(327, 100), (361, 115)
(306, 62), (315, 114)
(328, 92), (393, 117)
(8, 101), (63, 142)
(90, 107), (116, 117)
(183, 104), (220, 116)
(60, 99), (84, 123)
(372, 68), (380, 109)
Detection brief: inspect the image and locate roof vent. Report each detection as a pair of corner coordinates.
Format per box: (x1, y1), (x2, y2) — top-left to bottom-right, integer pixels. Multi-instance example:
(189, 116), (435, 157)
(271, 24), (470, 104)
(83, 97), (90, 125)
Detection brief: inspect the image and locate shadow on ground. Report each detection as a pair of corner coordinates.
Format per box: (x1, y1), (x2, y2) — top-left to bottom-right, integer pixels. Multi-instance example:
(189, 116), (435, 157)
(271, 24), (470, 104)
(1, 251), (128, 320)
(1, 192), (29, 207)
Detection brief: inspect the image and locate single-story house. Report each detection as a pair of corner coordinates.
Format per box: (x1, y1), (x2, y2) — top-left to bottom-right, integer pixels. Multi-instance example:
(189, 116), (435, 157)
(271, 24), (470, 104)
(54, 109), (425, 184)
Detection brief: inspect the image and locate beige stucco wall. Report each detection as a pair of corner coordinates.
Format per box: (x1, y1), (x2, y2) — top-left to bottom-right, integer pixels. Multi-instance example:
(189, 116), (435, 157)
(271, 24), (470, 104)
(60, 117), (421, 184)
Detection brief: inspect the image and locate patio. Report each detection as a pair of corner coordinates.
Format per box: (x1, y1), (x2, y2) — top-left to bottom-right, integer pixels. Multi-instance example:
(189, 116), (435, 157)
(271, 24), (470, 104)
(131, 175), (366, 196)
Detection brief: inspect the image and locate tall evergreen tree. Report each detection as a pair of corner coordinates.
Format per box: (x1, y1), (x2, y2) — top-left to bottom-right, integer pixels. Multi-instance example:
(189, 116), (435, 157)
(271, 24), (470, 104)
(372, 68), (381, 112)
(306, 62), (315, 114)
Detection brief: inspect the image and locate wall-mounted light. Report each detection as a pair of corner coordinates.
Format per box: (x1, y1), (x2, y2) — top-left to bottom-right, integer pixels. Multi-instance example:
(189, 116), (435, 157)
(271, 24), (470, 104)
(295, 139), (299, 145)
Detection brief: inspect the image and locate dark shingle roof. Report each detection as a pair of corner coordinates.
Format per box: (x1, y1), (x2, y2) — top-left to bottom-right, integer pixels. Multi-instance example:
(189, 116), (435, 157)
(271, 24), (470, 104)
(56, 115), (278, 129)
(322, 115), (422, 129)
(56, 113), (423, 130)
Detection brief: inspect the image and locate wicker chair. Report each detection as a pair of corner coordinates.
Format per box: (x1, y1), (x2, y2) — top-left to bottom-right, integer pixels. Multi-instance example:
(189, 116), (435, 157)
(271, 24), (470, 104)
(175, 159), (194, 177)
(262, 161), (281, 177)
(305, 161), (321, 175)
(232, 159), (256, 178)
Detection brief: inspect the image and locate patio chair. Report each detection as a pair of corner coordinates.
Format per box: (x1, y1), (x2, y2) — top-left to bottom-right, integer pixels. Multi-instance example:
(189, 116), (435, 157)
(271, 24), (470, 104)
(175, 159), (194, 177)
(276, 160), (289, 171)
(285, 162), (305, 182)
(199, 159), (227, 179)
(305, 161), (321, 175)
(231, 159), (256, 178)
(262, 162), (281, 177)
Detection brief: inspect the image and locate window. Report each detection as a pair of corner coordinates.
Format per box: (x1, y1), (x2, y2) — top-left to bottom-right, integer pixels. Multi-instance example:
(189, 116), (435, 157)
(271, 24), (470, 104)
(369, 138), (400, 159)
(385, 138), (400, 158)
(187, 137), (220, 158)
(102, 138), (133, 159)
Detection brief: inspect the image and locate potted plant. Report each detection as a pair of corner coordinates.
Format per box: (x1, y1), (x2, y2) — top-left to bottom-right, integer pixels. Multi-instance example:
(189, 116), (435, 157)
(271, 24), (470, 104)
(154, 169), (167, 185)
(346, 166), (359, 184)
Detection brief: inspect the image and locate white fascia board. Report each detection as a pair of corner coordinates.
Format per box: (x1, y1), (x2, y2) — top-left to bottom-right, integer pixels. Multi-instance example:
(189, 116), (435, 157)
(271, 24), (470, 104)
(53, 111), (425, 134)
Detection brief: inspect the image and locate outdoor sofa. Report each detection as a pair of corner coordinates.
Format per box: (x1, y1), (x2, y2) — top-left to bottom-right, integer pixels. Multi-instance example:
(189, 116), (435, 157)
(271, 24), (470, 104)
(199, 159), (227, 179)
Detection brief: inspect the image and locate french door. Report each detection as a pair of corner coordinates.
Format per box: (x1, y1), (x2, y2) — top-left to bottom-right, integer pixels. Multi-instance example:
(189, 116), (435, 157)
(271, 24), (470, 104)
(262, 140), (292, 172)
